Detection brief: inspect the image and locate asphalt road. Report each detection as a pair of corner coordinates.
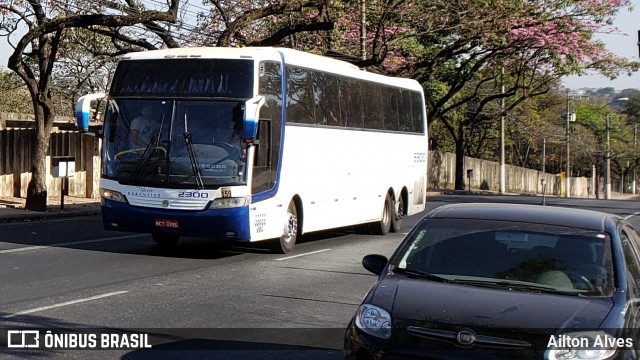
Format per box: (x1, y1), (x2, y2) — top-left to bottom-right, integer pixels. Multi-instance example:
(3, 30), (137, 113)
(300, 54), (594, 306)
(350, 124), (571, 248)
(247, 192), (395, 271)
(1, 194), (639, 359)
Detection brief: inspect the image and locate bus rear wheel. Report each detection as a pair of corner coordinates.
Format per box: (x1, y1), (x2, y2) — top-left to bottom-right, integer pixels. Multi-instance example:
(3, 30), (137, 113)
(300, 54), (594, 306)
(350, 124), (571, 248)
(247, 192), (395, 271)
(270, 201), (298, 254)
(391, 195), (404, 233)
(370, 194), (392, 235)
(152, 233), (180, 247)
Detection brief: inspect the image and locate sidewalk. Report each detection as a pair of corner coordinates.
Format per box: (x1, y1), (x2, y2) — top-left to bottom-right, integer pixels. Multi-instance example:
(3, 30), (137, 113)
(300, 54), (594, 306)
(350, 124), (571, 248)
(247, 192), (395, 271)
(0, 195), (101, 222)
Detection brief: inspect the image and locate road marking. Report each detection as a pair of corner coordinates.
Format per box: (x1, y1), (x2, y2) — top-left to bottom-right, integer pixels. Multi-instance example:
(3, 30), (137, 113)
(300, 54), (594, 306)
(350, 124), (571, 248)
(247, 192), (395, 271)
(275, 248), (331, 261)
(0, 234), (146, 254)
(624, 211), (640, 220)
(2, 291), (128, 319)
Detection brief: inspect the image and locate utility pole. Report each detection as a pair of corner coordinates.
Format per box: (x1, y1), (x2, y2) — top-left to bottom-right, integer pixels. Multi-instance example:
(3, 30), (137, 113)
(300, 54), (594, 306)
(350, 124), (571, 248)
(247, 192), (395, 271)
(500, 67), (505, 194)
(542, 138), (546, 174)
(634, 123), (638, 194)
(360, 0), (366, 61)
(605, 114), (611, 199)
(565, 90), (571, 198)
(603, 97), (629, 199)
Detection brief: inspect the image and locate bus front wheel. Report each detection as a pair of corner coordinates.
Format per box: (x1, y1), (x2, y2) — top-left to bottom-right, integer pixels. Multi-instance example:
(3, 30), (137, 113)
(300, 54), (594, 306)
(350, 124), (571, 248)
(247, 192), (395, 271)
(270, 201), (298, 254)
(152, 233), (180, 247)
(370, 194), (392, 235)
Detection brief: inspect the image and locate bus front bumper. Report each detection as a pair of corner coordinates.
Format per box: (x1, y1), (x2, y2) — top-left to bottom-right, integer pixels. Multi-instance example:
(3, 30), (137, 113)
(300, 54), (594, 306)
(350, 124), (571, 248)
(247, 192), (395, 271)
(101, 199), (251, 241)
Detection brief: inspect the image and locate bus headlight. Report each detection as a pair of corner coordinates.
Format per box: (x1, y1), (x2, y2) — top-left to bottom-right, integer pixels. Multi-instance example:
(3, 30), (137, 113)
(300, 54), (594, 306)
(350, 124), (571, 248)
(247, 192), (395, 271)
(208, 196), (250, 209)
(100, 188), (127, 203)
(355, 304), (392, 340)
(545, 331), (620, 360)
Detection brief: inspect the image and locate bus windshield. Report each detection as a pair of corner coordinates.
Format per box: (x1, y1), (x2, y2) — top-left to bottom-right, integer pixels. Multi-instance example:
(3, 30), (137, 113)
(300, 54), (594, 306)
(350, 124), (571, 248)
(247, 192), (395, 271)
(102, 99), (247, 188)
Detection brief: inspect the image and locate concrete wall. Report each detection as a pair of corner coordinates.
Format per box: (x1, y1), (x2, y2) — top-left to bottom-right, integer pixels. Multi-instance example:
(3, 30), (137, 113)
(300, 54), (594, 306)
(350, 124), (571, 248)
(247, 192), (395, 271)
(429, 151), (593, 197)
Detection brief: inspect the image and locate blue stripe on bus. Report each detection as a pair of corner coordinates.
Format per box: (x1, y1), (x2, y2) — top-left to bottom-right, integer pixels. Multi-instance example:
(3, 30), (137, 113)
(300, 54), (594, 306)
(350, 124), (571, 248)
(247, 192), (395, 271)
(101, 200), (251, 241)
(252, 51), (288, 204)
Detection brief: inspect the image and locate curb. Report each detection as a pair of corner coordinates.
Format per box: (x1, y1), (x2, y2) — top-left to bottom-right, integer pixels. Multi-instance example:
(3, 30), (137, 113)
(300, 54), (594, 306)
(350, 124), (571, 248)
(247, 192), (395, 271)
(0, 206), (101, 223)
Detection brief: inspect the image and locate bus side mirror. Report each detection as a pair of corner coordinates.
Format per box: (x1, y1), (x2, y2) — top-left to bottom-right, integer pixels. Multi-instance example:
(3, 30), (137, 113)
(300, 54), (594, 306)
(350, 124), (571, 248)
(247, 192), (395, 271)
(242, 95), (265, 140)
(75, 92), (105, 132)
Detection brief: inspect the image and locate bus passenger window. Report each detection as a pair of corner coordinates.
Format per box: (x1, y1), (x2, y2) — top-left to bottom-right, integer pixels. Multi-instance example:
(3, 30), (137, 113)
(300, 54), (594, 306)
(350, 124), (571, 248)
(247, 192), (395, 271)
(398, 90), (413, 131)
(362, 81), (382, 129)
(286, 67), (314, 124)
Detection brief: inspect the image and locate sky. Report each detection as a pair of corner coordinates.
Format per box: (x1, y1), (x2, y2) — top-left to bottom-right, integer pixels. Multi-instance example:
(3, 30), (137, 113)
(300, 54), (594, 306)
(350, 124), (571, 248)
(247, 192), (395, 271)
(1, 1), (639, 91)
(562, 0), (640, 91)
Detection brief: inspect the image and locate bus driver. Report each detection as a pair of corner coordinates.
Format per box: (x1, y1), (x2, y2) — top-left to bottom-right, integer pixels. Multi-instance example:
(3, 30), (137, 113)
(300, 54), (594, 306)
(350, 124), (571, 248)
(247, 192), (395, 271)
(130, 105), (159, 147)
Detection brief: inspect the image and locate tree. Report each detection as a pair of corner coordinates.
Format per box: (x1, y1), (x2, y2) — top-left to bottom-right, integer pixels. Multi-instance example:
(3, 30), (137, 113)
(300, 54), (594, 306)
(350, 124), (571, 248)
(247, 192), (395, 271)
(399, 0), (638, 189)
(0, 0), (180, 211)
(184, 0), (334, 48)
(53, 28), (122, 117)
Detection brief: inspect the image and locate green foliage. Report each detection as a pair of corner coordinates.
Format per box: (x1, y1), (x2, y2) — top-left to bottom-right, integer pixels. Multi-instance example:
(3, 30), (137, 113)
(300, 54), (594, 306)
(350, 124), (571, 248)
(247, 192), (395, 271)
(0, 70), (32, 113)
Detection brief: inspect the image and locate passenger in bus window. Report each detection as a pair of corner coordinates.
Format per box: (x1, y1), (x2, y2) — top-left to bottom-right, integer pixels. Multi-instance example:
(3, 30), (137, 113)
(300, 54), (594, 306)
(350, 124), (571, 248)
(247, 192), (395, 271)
(204, 120), (243, 177)
(130, 105), (159, 147)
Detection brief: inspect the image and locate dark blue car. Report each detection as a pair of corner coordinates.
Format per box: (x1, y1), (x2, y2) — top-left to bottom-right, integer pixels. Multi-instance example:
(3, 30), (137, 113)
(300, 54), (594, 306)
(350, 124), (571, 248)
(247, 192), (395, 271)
(344, 203), (640, 359)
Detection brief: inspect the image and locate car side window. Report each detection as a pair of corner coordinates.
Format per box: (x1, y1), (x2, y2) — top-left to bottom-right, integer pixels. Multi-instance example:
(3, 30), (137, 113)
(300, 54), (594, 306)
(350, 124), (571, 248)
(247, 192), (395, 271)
(620, 227), (640, 291)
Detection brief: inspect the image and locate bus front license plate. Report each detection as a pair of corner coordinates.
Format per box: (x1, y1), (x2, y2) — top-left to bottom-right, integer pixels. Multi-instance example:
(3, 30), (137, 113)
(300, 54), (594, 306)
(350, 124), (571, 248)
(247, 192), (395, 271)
(155, 219), (179, 228)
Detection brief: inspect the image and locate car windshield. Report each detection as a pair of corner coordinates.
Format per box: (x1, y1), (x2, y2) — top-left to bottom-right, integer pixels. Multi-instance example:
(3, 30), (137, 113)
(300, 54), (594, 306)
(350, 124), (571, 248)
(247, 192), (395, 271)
(392, 219), (615, 297)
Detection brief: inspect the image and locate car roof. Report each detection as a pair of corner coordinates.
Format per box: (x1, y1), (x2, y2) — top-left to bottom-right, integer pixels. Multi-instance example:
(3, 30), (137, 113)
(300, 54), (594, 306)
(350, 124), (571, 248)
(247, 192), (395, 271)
(426, 203), (613, 231)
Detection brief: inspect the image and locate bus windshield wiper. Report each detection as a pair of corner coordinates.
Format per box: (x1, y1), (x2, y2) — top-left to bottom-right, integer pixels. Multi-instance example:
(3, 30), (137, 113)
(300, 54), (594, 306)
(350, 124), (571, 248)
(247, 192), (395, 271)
(393, 268), (450, 283)
(130, 116), (165, 184)
(183, 112), (204, 189)
(130, 130), (160, 183)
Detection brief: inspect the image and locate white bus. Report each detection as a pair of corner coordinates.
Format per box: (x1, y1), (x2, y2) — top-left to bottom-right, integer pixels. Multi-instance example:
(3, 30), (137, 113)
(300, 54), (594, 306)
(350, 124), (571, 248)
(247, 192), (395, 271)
(76, 47), (428, 253)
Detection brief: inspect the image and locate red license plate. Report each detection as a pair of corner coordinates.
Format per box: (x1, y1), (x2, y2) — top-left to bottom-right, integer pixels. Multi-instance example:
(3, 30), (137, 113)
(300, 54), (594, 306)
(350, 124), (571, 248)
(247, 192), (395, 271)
(155, 219), (180, 228)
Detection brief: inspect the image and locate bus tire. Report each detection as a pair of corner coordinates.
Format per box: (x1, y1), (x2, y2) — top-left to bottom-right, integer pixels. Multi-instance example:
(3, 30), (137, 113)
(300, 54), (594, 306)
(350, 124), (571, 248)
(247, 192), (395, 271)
(390, 194), (404, 233)
(370, 194), (392, 235)
(152, 233), (179, 247)
(270, 201), (298, 254)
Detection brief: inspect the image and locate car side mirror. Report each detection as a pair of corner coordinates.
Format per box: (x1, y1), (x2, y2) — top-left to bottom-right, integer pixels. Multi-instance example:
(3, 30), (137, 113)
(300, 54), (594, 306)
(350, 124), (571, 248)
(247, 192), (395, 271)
(362, 254), (388, 275)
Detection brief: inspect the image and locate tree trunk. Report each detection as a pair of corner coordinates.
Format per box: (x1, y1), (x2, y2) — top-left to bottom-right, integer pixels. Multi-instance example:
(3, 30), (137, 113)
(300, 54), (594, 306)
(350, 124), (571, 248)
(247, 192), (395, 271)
(25, 109), (54, 212)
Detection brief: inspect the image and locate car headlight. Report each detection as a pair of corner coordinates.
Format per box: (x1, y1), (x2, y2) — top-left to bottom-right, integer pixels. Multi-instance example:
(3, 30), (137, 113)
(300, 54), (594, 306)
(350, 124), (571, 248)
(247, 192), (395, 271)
(545, 331), (621, 360)
(100, 188), (126, 203)
(208, 196), (250, 209)
(355, 304), (392, 340)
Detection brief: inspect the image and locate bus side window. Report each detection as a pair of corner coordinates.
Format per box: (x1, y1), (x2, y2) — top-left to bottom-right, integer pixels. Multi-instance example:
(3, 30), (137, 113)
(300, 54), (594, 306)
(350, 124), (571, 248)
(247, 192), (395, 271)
(362, 81), (382, 129)
(383, 87), (399, 131)
(398, 90), (413, 132)
(410, 91), (425, 133)
(286, 67), (314, 124)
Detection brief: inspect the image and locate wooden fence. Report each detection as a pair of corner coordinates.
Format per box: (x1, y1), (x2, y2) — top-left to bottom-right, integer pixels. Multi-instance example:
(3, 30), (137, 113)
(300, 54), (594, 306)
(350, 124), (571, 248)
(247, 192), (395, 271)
(0, 128), (100, 199)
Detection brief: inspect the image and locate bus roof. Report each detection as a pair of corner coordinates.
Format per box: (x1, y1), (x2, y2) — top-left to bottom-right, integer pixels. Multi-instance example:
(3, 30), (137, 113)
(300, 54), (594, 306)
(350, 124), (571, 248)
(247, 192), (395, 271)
(119, 47), (423, 92)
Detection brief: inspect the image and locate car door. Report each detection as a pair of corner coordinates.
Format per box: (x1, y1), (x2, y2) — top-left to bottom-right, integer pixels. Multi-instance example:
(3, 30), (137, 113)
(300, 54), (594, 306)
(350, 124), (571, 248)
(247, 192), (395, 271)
(619, 224), (640, 351)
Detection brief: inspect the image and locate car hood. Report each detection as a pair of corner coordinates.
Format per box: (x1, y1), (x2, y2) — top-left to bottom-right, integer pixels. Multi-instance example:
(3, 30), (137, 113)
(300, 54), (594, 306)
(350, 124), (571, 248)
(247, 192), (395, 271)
(373, 276), (614, 331)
